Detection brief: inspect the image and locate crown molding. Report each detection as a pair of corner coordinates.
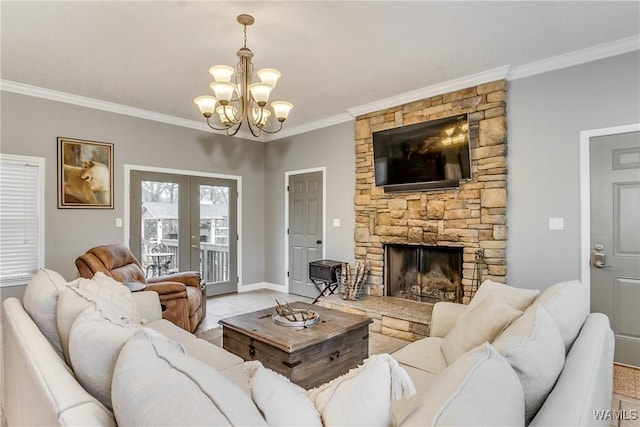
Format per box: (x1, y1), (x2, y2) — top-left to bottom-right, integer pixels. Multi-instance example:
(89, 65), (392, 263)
(263, 113), (354, 141)
(508, 36), (639, 80)
(0, 79), (213, 132)
(346, 65), (511, 118)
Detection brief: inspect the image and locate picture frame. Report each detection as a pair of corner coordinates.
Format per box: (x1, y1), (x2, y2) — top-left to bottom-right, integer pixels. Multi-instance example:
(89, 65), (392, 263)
(57, 137), (114, 209)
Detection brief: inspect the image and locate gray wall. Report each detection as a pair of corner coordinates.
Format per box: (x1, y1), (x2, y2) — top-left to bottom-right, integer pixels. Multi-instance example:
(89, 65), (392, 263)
(1, 91), (266, 295)
(506, 51), (640, 289)
(2, 51), (638, 298)
(263, 121), (356, 289)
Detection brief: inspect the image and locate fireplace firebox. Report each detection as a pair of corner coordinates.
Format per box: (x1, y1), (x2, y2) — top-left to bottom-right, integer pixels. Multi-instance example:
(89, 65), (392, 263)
(385, 244), (463, 303)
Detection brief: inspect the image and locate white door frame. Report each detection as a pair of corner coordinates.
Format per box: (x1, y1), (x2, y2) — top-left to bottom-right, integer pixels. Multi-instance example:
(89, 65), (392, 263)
(124, 164), (243, 286)
(579, 123), (640, 302)
(284, 167), (327, 293)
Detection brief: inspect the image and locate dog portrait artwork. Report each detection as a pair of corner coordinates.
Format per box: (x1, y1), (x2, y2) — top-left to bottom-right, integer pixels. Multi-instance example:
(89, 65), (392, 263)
(58, 137), (114, 208)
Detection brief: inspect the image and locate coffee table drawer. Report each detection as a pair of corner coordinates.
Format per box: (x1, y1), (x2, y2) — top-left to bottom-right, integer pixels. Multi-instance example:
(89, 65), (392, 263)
(223, 324), (369, 389)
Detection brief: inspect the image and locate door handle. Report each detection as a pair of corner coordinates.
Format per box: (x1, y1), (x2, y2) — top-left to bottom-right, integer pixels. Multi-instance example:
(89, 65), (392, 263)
(316, 240), (322, 244)
(191, 244), (199, 250)
(592, 252), (611, 268)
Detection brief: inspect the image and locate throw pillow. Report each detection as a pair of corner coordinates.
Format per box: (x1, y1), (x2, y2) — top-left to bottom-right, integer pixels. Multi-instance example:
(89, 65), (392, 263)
(57, 279), (141, 364)
(56, 282), (95, 363)
(493, 304), (566, 424)
(69, 304), (139, 409)
(244, 361), (322, 426)
(84, 272), (140, 322)
(307, 353), (416, 427)
(401, 342), (525, 427)
(534, 280), (588, 352)
(470, 279), (540, 311)
(111, 328), (267, 427)
(440, 295), (522, 364)
(22, 268), (68, 357)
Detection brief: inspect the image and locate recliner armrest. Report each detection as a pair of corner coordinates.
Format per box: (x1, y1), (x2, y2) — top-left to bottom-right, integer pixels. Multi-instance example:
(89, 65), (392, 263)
(148, 271), (202, 288)
(430, 301), (468, 338)
(144, 282), (187, 295)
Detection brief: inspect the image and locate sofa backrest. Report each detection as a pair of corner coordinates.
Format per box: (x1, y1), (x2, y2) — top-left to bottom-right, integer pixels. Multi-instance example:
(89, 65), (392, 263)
(2, 297), (116, 427)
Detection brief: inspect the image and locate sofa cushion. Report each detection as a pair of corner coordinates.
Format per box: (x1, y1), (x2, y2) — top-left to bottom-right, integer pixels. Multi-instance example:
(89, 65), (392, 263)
(470, 279), (540, 311)
(441, 295), (521, 364)
(22, 268), (68, 357)
(111, 328), (267, 427)
(534, 280), (588, 352)
(307, 353), (416, 427)
(391, 364), (439, 425)
(401, 342), (525, 427)
(492, 304), (565, 424)
(69, 304), (139, 409)
(245, 361), (322, 426)
(391, 336), (447, 374)
(146, 319), (244, 371)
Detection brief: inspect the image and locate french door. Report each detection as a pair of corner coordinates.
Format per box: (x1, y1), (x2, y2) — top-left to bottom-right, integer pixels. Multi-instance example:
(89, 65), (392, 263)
(130, 170), (237, 296)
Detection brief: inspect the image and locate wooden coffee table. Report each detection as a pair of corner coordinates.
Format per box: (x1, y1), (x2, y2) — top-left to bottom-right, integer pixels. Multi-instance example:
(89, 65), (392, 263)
(219, 301), (372, 389)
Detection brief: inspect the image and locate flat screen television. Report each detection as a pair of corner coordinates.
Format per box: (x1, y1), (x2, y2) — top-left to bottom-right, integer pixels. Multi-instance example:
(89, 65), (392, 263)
(372, 113), (472, 191)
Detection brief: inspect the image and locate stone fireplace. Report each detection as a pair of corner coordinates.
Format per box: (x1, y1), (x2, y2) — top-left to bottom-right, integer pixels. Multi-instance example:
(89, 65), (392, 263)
(385, 244), (463, 303)
(354, 80), (508, 303)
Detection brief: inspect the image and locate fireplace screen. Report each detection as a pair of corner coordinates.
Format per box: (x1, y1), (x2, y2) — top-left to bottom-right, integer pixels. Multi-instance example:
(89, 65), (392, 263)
(385, 245), (463, 303)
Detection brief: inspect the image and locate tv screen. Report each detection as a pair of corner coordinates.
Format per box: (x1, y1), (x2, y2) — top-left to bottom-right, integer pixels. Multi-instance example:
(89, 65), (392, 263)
(372, 114), (472, 191)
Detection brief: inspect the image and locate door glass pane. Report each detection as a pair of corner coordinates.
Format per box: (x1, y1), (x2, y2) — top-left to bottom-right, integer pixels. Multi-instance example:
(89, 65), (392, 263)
(199, 184), (229, 285)
(141, 180), (179, 278)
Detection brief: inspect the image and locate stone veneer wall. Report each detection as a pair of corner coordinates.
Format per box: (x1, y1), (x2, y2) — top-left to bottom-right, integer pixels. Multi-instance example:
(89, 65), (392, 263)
(354, 80), (508, 303)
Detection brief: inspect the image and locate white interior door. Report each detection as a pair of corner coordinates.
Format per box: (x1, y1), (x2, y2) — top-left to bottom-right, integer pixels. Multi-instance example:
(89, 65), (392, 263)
(590, 130), (640, 367)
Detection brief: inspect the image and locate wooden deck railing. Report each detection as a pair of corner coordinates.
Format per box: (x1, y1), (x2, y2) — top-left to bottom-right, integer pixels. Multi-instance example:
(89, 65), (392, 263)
(143, 240), (229, 283)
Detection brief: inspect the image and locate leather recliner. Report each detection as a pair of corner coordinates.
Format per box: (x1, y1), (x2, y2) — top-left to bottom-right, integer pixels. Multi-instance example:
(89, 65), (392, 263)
(75, 243), (204, 332)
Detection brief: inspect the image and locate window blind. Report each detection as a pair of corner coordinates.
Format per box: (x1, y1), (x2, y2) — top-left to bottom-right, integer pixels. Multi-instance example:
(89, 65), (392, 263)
(0, 154), (44, 287)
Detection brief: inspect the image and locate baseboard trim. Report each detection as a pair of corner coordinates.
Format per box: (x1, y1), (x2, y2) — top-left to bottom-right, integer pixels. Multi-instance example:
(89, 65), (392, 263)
(238, 282), (288, 293)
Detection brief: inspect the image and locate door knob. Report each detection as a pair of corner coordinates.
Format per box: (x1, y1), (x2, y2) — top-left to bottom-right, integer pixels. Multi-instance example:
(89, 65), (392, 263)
(316, 240), (322, 244)
(191, 244), (199, 250)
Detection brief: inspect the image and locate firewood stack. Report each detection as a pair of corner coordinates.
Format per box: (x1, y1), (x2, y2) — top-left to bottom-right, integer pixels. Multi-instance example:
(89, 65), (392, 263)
(339, 261), (370, 300)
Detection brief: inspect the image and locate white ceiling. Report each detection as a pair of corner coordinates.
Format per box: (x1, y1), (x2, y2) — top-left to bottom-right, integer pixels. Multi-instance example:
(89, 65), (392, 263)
(2, 1), (639, 140)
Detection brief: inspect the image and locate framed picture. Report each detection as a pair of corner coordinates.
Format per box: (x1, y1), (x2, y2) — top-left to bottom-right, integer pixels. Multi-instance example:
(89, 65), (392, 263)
(58, 137), (114, 209)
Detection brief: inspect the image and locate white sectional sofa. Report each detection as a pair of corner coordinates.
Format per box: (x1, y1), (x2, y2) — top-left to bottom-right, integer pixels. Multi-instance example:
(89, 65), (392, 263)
(2, 269), (614, 426)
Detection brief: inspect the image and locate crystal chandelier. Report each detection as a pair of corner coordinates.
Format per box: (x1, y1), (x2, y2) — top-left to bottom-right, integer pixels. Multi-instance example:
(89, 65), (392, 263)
(193, 14), (293, 137)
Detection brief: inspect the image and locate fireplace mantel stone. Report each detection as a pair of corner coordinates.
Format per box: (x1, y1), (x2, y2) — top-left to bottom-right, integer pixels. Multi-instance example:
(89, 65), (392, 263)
(353, 80), (508, 303)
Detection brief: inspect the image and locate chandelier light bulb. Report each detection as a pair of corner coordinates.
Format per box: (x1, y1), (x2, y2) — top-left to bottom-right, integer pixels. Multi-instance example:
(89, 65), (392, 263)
(209, 65), (235, 82)
(216, 105), (238, 125)
(249, 82), (273, 107)
(271, 101), (293, 122)
(257, 68), (281, 88)
(193, 96), (217, 117)
(252, 108), (271, 127)
(210, 81), (236, 104)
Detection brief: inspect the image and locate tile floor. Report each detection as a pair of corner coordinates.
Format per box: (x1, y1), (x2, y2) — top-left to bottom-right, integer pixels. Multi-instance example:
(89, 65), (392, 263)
(201, 289), (640, 427)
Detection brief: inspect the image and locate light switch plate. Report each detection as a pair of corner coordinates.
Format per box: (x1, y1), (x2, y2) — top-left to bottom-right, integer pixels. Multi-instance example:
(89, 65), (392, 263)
(333, 218), (341, 227)
(116, 218), (123, 228)
(549, 217), (564, 230)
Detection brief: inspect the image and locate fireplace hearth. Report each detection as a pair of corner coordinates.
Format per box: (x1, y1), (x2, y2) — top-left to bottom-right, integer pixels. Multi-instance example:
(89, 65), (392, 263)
(385, 244), (463, 303)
